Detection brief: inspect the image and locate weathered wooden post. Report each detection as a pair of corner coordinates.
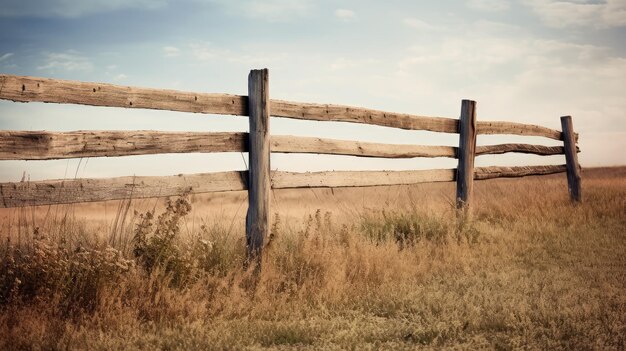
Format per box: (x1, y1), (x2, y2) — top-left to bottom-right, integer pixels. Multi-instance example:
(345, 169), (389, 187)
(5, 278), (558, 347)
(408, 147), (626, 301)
(246, 69), (271, 269)
(560, 116), (582, 202)
(456, 99), (477, 211)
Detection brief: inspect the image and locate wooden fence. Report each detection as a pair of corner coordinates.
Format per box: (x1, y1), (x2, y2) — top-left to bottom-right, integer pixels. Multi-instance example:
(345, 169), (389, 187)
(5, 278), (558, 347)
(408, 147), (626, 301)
(0, 69), (582, 261)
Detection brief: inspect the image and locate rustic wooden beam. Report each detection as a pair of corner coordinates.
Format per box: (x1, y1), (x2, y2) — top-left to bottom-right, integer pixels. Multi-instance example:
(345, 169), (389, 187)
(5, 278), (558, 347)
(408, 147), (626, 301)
(1, 130), (586, 161)
(474, 165), (567, 180)
(0, 74), (247, 116)
(475, 143), (577, 156)
(477, 121), (578, 141)
(0, 172), (247, 208)
(0, 130), (454, 160)
(271, 99), (459, 133)
(271, 135), (456, 158)
(560, 116), (582, 202)
(456, 100), (477, 210)
(271, 169), (455, 189)
(0, 130), (247, 160)
(246, 69), (271, 267)
(0, 165), (573, 208)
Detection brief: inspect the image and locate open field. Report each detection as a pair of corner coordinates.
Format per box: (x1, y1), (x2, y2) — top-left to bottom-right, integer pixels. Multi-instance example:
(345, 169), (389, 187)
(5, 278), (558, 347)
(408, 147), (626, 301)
(0, 166), (625, 350)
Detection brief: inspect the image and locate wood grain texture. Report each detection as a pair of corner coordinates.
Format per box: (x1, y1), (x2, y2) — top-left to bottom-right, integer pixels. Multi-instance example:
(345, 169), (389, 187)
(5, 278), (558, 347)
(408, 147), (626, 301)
(271, 169), (456, 189)
(0, 172), (247, 208)
(475, 143), (574, 156)
(474, 165), (567, 180)
(1, 130), (585, 161)
(561, 116), (582, 202)
(271, 135), (456, 158)
(246, 69), (271, 263)
(456, 100), (477, 209)
(0, 74), (247, 116)
(0, 130), (247, 160)
(271, 99), (459, 133)
(477, 121), (578, 141)
(0, 165), (571, 208)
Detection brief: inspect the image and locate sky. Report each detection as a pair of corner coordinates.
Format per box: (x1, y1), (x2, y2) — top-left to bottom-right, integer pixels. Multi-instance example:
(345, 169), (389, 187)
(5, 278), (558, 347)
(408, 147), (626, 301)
(0, 0), (624, 182)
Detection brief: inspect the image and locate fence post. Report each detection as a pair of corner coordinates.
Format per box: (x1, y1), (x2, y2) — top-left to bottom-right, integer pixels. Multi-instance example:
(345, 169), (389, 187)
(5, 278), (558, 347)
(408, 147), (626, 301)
(456, 99), (477, 211)
(560, 116), (582, 202)
(246, 68), (271, 269)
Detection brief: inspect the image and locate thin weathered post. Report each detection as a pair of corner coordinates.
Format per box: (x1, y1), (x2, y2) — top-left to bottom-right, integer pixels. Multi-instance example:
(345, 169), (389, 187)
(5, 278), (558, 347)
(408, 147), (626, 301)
(560, 116), (582, 202)
(456, 99), (477, 211)
(246, 69), (271, 269)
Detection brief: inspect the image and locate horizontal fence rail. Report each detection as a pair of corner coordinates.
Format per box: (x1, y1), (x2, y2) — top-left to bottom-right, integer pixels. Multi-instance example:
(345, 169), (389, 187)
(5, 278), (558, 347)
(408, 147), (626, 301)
(475, 143), (577, 156)
(0, 130), (457, 160)
(0, 130), (581, 161)
(0, 172), (247, 208)
(0, 130), (247, 160)
(273, 169), (456, 188)
(476, 121), (577, 141)
(271, 99), (459, 133)
(0, 74), (248, 116)
(271, 136), (457, 158)
(474, 165), (567, 180)
(0, 165), (568, 208)
(1, 75), (456, 133)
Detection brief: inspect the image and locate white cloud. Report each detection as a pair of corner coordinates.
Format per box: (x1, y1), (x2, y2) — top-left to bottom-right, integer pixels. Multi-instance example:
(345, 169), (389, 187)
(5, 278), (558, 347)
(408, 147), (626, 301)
(330, 57), (355, 70)
(398, 20), (608, 73)
(403, 18), (439, 31)
(523, 0), (626, 28)
(334, 8), (356, 21)
(189, 42), (231, 61)
(207, 0), (313, 22)
(245, 0), (311, 21)
(0, 53), (14, 62)
(113, 73), (128, 81)
(467, 0), (510, 12)
(187, 41), (287, 66)
(229, 52), (288, 65)
(471, 19), (522, 33)
(604, 0), (626, 26)
(329, 57), (379, 71)
(37, 51), (93, 72)
(0, 0), (168, 18)
(163, 46), (181, 57)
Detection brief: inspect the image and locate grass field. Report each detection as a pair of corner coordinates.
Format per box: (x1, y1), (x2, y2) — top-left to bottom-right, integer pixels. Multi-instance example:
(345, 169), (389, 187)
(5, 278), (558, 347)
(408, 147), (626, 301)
(0, 167), (625, 350)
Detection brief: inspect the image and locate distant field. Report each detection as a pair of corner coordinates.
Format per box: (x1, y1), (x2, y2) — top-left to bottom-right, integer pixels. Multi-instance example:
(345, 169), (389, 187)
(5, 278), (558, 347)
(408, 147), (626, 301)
(1, 166), (625, 350)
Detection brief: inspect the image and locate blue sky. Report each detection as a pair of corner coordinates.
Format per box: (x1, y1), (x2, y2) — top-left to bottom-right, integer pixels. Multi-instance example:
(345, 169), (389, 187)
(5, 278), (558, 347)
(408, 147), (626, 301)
(0, 0), (624, 181)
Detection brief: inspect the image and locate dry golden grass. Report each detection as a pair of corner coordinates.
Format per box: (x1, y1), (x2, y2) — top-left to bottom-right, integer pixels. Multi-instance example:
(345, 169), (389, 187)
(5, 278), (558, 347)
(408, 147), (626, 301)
(0, 167), (625, 350)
